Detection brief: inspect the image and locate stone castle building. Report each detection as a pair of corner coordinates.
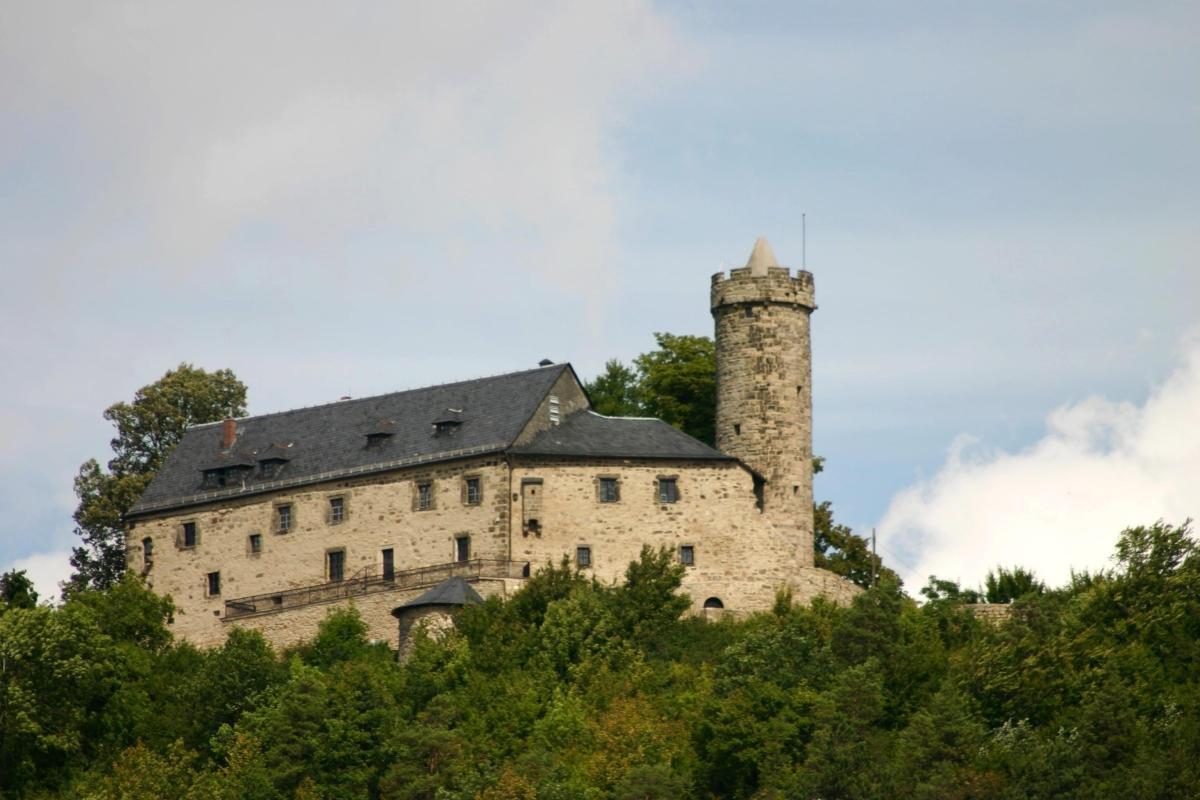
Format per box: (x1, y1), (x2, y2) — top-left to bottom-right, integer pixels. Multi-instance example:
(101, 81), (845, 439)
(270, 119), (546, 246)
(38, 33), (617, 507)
(126, 238), (858, 649)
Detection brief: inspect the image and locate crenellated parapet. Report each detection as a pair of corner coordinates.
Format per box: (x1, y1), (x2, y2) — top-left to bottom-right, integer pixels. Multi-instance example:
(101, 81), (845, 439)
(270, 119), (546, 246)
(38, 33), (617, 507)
(710, 266), (816, 311)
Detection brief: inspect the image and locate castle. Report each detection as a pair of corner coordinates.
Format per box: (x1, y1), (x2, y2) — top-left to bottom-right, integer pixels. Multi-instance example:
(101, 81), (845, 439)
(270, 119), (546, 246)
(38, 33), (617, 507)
(125, 238), (858, 649)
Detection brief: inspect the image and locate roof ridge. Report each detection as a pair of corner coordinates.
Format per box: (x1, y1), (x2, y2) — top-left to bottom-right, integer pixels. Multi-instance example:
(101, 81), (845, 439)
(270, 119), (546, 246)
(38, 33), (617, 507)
(191, 363), (567, 428)
(584, 409), (666, 422)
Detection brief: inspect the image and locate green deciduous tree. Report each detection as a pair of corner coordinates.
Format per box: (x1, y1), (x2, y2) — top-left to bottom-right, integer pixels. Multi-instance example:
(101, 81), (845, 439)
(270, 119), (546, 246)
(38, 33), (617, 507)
(69, 364), (247, 593)
(585, 359), (641, 418)
(634, 333), (717, 446)
(984, 565), (1044, 603)
(0, 569), (38, 612)
(814, 500), (898, 589)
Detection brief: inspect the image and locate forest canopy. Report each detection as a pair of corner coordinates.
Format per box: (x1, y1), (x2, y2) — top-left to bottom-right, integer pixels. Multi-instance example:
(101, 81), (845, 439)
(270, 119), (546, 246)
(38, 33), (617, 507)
(2, 521), (1198, 799)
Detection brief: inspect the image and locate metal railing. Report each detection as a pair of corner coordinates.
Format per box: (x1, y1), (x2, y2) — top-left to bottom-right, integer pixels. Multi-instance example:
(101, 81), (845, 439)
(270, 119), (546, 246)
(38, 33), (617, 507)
(223, 558), (528, 620)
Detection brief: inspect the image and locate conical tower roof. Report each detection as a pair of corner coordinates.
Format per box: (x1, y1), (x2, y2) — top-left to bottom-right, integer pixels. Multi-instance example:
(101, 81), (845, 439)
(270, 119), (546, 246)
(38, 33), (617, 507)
(745, 236), (779, 275)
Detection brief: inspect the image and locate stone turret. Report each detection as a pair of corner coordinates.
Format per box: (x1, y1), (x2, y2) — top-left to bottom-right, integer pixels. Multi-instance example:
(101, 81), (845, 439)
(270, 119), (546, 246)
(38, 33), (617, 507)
(711, 237), (817, 568)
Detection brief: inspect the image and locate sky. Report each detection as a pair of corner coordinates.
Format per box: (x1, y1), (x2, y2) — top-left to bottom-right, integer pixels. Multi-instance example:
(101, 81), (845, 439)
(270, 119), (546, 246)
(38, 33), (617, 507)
(1, 1), (1197, 600)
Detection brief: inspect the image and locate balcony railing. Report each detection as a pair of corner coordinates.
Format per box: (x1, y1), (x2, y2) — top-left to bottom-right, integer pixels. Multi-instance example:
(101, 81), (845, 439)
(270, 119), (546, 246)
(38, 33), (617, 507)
(223, 558), (529, 620)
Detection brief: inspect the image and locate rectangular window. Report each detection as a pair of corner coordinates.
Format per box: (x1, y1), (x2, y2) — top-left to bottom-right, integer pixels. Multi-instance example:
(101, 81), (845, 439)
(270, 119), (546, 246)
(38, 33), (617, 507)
(328, 550), (345, 582)
(599, 477), (619, 503)
(382, 548), (394, 580)
(576, 546), (592, 568)
(329, 496), (345, 524)
(248, 533), (262, 554)
(417, 483), (433, 511)
(679, 545), (695, 566)
(182, 521), (197, 548)
(658, 478), (678, 504)
(142, 537), (153, 565)
(455, 535), (470, 563)
(465, 477), (481, 505)
(207, 571), (220, 596)
(276, 504), (292, 533)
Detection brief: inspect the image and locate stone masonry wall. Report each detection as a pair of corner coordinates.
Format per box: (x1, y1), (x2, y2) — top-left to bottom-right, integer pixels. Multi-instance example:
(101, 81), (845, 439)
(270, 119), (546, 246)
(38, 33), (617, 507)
(231, 578), (509, 652)
(712, 266), (817, 569)
(128, 456), (510, 648)
(509, 456), (836, 613)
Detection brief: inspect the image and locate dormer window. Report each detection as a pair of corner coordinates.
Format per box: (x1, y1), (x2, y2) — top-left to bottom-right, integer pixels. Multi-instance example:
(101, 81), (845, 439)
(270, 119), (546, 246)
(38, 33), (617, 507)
(259, 458), (286, 479)
(202, 468), (227, 489)
(433, 420), (461, 436)
(365, 432), (393, 449)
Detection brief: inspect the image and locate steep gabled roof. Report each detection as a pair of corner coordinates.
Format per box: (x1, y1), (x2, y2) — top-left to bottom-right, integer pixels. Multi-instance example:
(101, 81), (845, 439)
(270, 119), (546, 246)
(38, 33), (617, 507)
(128, 364), (570, 517)
(512, 410), (731, 461)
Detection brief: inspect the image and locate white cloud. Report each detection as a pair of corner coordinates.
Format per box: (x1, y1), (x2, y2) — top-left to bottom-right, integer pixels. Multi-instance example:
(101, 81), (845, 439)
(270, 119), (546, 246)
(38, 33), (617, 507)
(5, 549), (72, 606)
(879, 334), (1200, 590)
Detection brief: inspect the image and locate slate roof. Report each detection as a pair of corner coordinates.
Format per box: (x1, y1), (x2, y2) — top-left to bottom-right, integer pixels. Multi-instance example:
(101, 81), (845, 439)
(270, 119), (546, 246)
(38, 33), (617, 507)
(129, 362), (740, 518)
(513, 410), (731, 461)
(391, 577), (484, 616)
(129, 364), (571, 517)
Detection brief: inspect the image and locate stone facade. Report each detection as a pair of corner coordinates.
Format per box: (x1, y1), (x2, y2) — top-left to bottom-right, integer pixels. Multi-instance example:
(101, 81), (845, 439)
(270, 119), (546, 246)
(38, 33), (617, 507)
(129, 455), (512, 648)
(127, 237), (860, 651)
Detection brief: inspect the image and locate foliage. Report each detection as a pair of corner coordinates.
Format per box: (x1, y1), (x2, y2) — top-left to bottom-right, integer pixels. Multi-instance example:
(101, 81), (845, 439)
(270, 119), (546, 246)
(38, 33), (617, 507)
(633, 333), (718, 446)
(69, 364), (248, 593)
(813, 500), (898, 589)
(583, 334), (716, 444)
(984, 565), (1044, 603)
(585, 359), (641, 418)
(5, 521), (1200, 799)
(0, 570), (38, 612)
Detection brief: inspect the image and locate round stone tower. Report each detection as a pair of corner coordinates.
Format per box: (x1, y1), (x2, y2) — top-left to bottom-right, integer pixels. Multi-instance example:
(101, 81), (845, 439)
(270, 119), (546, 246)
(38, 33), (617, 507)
(711, 237), (817, 568)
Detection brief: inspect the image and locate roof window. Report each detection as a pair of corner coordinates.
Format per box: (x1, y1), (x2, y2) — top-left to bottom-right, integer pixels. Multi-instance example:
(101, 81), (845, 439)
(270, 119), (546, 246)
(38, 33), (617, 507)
(365, 432), (393, 449)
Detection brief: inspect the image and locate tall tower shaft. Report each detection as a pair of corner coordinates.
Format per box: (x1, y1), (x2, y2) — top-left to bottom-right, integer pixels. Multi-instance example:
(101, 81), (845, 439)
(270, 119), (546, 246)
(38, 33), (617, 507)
(711, 237), (816, 567)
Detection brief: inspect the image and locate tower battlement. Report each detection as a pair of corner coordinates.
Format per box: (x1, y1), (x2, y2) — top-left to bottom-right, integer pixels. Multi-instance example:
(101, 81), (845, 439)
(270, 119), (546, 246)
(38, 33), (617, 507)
(710, 266), (815, 311)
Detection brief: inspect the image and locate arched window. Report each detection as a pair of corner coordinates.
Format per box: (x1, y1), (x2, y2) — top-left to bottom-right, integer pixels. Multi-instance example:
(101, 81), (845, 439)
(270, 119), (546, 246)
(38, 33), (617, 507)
(703, 597), (724, 610)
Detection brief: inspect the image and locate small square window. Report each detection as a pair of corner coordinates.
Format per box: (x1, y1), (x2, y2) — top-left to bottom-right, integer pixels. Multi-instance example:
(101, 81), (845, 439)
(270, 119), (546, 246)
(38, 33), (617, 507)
(599, 478), (619, 503)
(182, 521), (197, 548)
(679, 545), (695, 567)
(658, 478), (678, 504)
(465, 477), (481, 505)
(248, 533), (262, 554)
(576, 546), (592, 568)
(329, 496), (345, 524)
(207, 571), (221, 597)
(276, 504), (292, 533)
(417, 483), (433, 511)
(455, 535), (470, 563)
(327, 549), (345, 582)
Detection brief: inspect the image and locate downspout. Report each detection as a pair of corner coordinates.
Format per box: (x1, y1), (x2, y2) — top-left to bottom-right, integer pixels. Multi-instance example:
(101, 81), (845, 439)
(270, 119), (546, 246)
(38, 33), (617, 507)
(505, 451), (514, 567)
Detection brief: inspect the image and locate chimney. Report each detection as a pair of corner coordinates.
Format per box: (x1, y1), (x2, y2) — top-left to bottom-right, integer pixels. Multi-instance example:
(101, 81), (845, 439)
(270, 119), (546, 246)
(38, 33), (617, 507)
(221, 418), (237, 449)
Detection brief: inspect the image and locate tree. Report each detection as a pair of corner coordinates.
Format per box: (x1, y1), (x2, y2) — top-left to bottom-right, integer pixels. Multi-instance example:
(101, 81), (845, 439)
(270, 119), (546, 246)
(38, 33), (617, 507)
(0, 569), (38, 611)
(984, 566), (1044, 603)
(69, 364), (247, 592)
(634, 333), (717, 446)
(584, 359), (641, 417)
(813, 500), (898, 589)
